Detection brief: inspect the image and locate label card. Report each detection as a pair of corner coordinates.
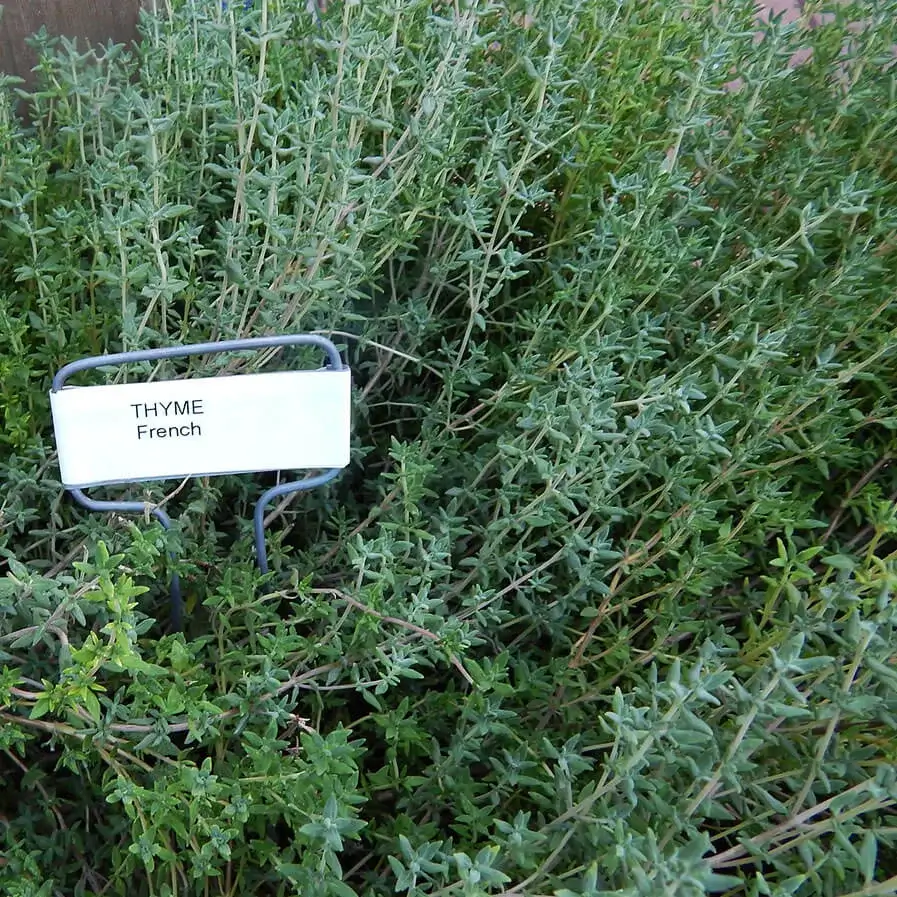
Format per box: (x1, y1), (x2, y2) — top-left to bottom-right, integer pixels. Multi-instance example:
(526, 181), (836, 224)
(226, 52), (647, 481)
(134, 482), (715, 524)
(50, 368), (351, 488)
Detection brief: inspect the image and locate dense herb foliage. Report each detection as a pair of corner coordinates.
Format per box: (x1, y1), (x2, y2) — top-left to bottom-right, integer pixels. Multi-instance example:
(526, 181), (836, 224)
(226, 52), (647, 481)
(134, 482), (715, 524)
(2, 1), (897, 894)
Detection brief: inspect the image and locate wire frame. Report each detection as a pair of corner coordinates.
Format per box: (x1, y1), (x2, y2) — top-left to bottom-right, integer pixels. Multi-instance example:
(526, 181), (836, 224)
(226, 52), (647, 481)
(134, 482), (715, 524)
(51, 335), (346, 630)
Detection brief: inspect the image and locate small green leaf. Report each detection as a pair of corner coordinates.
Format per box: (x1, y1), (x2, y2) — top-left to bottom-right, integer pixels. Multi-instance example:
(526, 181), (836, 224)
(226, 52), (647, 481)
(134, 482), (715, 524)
(705, 872), (744, 892)
(29, 697), (51, 719)
(82, 690), (102, 722)
(860, 831), (878, 884)
(822, 554), (856, 571)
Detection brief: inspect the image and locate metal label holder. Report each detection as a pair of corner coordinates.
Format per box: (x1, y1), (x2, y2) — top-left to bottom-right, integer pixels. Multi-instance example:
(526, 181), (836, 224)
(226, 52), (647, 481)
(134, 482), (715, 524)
(50, 334), (348, 631)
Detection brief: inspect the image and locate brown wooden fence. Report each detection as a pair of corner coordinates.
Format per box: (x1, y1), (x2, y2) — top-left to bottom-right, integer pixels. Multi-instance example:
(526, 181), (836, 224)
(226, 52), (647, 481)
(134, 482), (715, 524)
(0, 0), (144, 89)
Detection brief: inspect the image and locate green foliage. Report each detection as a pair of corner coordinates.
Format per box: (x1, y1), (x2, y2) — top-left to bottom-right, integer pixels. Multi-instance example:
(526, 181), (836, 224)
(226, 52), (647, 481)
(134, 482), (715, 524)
(2, 0), (897, 895)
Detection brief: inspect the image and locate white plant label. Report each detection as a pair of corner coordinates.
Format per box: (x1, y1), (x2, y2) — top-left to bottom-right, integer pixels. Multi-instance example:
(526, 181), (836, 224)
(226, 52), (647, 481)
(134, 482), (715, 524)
(50, 369), (351, 488)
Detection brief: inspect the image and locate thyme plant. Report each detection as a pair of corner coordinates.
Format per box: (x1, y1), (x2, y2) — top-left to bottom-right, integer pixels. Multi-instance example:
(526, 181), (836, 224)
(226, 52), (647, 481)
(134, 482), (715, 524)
(1, 1), (896, 895)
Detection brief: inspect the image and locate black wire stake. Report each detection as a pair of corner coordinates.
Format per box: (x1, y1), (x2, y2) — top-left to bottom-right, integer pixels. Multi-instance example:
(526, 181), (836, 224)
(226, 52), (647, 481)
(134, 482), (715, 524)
(50, 335), (348, 631)
(254, 467), (340, 575)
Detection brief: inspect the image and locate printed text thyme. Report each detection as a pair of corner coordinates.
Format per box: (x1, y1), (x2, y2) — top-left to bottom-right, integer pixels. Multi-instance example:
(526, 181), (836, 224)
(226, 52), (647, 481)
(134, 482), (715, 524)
(131, 399), (204, 440)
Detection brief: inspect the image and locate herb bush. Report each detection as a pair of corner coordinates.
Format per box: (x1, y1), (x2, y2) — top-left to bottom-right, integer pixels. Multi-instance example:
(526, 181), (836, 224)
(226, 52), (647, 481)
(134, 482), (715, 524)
(2, 0), (897, 894)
